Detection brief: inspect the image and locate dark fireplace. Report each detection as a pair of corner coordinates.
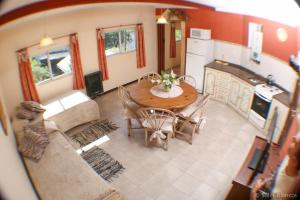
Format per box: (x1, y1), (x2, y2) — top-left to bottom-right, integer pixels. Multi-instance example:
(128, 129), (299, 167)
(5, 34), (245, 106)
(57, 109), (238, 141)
(84, 71), (103, 98)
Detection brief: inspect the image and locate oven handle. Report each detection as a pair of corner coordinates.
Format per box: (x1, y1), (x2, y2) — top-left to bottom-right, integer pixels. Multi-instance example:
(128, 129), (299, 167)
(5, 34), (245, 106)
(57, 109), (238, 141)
(254, 92), (271, 103)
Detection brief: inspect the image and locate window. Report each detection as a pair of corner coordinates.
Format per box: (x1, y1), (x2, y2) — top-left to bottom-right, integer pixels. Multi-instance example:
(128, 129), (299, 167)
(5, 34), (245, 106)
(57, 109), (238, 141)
(30, 47), (72, 84)
(105, 28), (136, 56)
(176, 29), (182, 42)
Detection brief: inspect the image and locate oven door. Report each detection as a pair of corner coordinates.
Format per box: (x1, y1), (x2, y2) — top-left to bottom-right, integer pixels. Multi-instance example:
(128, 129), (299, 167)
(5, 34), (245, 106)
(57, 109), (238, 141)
(251, 93), (271, 119)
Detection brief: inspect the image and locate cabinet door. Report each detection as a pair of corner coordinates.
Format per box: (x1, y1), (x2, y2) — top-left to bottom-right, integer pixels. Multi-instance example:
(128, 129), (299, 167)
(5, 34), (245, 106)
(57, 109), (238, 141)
(204, 69), (217, 98)
(264, 99), (289, 143)
(215, 72), (231, 103)
(238, 84), (254, 118)
(228, 78), (241, 108)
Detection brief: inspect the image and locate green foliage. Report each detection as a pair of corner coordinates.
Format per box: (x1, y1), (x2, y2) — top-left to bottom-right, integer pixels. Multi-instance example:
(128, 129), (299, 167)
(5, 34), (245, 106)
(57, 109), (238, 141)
(30, 58), (50, 83)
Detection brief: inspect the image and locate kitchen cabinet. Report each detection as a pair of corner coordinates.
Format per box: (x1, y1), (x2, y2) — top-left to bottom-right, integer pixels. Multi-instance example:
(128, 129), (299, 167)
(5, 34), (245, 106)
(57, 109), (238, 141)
(215, 71), (231, 103)
(204, 68), (231, 103)
(204, 68), (217, 98)
(228, 77), (254, 118)
(263, 99), (289, 143)
(228, 77), (241, 108)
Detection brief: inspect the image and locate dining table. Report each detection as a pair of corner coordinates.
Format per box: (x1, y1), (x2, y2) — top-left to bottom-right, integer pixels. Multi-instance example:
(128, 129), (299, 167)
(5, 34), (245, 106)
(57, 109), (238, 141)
(128, 81), (198, 110)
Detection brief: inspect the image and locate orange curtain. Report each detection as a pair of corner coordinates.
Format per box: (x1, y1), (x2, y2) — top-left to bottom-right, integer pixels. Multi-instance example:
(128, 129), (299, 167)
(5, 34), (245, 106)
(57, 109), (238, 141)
(157, 24), (165, 73)
(96, 29), (109, 80)
(136, 24), (146, 68)
(69, 33), (85, 90)
(17, 48), (40, 102)
(170, 23), (176, 58)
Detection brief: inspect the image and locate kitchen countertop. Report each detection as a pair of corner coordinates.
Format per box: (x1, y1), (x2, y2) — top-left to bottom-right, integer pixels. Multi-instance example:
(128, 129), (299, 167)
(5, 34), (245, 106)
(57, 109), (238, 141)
(205, 61), (290, 107)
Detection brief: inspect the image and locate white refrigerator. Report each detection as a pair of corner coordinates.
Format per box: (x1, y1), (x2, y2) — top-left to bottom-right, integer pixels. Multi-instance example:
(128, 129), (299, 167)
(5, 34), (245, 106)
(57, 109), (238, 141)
(185, 38), (214, 93)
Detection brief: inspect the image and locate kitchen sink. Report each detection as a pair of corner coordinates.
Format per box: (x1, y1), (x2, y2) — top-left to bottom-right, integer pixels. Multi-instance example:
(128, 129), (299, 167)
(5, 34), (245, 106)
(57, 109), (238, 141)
(248, 77), (258, 83)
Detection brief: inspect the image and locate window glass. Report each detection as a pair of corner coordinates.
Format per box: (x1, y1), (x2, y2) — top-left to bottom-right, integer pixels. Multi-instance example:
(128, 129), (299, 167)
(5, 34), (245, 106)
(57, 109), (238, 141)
(104, 28), (136, 56)
(30, 55), (51, 83)
(49, 48), (72, 78)
(30, 47), (72, 84)
(125, 28), (136, 51)
(176, 29), (182, 42)
(105, 31), (120, 56)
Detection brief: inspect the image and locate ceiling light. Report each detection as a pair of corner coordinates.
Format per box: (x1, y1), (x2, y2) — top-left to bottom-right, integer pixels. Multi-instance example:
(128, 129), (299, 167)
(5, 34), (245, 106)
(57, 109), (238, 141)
(157, 15), (168, 24)
(40, 35), (54, 47)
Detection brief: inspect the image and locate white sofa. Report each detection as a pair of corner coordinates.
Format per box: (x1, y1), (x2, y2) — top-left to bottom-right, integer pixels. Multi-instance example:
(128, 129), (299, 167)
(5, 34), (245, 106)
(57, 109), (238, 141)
(12, 91), (126, 200)
(43, 90), (100, 132)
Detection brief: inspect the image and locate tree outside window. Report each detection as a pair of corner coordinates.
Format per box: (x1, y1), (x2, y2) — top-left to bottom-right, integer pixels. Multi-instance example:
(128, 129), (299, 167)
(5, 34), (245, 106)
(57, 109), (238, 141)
(30, 47), (72, 84)
(105, 28), (136, 56)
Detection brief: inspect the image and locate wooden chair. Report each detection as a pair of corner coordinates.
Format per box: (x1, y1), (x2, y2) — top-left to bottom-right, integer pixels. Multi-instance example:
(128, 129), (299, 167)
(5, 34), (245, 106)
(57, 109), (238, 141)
(138, 108), (176, 150)
(117, 85), (143, 136)
(138, 72), (161, 84)
(177, 75), (196, 88)
(175, 94), (209, 144)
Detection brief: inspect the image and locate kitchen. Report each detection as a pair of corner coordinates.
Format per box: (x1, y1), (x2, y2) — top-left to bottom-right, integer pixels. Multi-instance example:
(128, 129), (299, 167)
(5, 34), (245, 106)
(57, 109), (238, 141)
(184, 27), (298, 145)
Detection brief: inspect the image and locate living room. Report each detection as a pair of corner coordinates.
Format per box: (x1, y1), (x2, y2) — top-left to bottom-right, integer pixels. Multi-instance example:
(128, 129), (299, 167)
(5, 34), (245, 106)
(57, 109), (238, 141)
(0, 1), (300, 200)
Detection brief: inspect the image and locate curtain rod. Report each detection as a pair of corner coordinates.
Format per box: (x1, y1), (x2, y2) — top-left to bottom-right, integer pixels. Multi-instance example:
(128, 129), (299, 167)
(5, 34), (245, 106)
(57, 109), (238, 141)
(96, 23), (142, 31)
(18, 32), (77, 51)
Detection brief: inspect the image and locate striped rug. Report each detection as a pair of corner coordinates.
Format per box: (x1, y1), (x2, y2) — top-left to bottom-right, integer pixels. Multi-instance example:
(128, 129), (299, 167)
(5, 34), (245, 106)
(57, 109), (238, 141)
(81, 146), (125, 181)
(70, 119), (118, 147)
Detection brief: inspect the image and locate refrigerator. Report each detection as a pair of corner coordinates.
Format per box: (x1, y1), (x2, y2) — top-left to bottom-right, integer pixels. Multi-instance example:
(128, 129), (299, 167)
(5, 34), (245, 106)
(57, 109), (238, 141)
(186, 38), (214, 93)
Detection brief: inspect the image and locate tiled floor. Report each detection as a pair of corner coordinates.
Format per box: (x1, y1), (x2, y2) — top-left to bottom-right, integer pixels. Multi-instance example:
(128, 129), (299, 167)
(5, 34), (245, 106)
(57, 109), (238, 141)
(72, 84), (265, 200)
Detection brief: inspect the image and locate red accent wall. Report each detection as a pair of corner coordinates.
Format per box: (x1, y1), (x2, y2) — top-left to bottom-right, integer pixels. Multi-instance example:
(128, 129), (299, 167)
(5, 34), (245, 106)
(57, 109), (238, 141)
(182, 7), (299, 62)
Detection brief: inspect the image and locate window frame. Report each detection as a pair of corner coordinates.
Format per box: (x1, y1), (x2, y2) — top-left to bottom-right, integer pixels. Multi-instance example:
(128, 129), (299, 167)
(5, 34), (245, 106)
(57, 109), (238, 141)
(30, 46), (73, 86)
(104, 27), (137, 57)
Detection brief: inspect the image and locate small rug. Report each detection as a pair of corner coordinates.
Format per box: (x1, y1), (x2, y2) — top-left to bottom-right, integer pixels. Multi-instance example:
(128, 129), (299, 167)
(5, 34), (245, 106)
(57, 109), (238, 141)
(81, 146), (125, 181)
(71, 119), (119, 147)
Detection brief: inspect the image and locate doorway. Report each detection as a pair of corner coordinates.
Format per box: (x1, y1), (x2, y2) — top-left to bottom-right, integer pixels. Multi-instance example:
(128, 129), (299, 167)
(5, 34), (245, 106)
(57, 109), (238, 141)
(157, 21), (186, 77)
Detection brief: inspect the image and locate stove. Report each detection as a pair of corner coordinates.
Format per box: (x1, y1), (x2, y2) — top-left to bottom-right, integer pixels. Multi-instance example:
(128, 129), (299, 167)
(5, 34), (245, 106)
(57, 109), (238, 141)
(249, 84), (283, 129)
(254, 84), (282, 101)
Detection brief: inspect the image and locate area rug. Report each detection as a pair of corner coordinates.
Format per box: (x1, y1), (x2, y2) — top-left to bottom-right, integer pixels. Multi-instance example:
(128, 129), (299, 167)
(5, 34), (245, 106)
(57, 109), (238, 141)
(81, 146), (125, 182)
(71, 119), (119, 147)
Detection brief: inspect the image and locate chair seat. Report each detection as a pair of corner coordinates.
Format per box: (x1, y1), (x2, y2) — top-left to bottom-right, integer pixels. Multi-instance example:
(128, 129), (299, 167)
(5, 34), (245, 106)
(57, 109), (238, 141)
(142, 119), (173, 133)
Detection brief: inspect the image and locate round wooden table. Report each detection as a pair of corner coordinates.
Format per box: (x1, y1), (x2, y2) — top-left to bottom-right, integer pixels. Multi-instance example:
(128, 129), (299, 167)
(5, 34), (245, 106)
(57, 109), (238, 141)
(129, 81), (198, 110)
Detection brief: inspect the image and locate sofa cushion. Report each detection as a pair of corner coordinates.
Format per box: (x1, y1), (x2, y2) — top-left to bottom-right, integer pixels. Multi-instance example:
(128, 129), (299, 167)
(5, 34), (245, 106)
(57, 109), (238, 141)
(21, 101), (46, 113)
(16, 106), (37, 120)
(19, 127), (49, 162)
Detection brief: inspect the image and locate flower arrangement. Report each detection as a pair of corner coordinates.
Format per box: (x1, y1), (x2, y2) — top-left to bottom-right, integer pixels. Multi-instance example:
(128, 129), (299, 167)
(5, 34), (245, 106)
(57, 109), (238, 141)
(160, 70), (178, 91)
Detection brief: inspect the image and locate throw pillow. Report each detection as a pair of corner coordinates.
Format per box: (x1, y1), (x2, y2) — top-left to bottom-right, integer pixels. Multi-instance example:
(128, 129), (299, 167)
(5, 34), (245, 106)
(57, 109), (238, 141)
(21, 101), (46, 113)
(16, 106), (37, 120)
(28, 120), (47, 136)
(18, 127), (49, 162)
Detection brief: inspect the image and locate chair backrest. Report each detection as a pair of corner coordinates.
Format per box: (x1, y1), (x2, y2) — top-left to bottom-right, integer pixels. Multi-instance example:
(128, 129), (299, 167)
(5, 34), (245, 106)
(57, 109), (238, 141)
(177, 75), (196, 88)
(138, 72), (161, 84)
(117, 85), (131, 106)
(189, 94), (209, 123)
(138, 108), (176, 131)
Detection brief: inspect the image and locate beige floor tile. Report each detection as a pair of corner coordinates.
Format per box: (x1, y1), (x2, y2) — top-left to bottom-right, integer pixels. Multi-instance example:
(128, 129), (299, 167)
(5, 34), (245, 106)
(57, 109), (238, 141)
(157, 185), (189, 200)
(189, 182), (219, 200)
(173, 173), (201, 195)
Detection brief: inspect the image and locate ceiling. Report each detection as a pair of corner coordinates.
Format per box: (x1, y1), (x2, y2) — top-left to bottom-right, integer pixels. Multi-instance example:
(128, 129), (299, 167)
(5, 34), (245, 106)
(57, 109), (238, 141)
(0, 0), (300, 27)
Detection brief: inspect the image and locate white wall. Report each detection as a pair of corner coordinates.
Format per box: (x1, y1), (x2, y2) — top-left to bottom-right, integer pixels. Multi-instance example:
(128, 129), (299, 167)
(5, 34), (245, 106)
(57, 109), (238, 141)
(0, 6), (157, 115)
(213, 40), (298, 92)
(0, 83), (38, 200)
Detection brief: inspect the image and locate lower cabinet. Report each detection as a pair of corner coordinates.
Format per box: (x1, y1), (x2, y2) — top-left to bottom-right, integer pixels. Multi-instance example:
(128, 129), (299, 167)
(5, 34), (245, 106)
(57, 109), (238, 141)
(204, 68), (231, 103)
(228, 77), (254, 118)
(263, 99), (289, 143)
